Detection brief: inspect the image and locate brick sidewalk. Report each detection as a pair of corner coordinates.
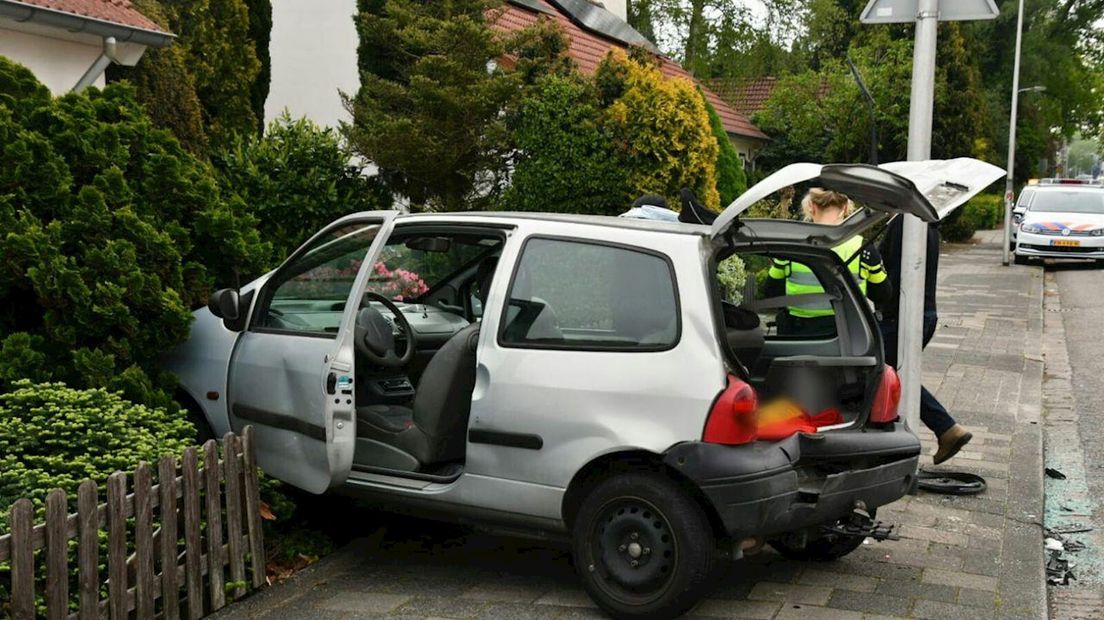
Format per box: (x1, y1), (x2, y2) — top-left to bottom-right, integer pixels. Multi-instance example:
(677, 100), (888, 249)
(216, 232), (1047, 620)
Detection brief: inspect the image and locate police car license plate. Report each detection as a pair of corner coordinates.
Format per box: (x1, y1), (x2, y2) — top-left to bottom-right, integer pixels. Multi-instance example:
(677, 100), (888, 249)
(1052, 239), (1080, 247)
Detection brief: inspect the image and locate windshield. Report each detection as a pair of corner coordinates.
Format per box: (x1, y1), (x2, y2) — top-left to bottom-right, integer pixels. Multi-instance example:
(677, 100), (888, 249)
(1029, 190), (1104, 214)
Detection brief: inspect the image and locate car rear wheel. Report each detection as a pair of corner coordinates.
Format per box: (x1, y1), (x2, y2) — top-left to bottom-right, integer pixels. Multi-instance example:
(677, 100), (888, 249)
(572, 471), (718, 620)
(769, 510), (876, 562)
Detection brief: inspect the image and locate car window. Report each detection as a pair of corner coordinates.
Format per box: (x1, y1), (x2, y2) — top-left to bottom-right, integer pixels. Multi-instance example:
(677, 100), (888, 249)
(1028, 190), (1104, 214)
(256, 223), (381, 335)
(500, 238), (679, 350)
(367, 237), (498, 301)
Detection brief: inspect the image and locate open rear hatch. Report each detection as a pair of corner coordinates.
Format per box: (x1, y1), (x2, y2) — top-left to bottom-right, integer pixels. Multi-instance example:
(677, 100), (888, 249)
(707, 159), (1005, 438)
(709, 158), (1006, 246)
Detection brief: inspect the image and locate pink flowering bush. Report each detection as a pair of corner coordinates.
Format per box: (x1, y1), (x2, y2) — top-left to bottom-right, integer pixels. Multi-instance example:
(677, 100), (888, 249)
(371, 262), (430, 300)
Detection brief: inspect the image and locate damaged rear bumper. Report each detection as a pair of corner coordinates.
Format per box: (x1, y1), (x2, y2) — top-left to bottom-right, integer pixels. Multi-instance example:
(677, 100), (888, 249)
(664, 425), (920, 538)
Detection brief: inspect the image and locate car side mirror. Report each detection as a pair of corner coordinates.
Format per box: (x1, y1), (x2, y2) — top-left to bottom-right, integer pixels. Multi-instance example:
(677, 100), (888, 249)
(208, 288), (247, 331)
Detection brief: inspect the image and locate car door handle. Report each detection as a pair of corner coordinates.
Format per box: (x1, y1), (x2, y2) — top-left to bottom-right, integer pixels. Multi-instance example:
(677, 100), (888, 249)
(326, 372), (337, 395)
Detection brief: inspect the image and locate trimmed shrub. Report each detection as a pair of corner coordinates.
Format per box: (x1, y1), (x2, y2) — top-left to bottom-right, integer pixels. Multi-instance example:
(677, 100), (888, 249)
(212, 114), (390, 263)
(502, 74), (628, 214)
(0, 381), (194, 531)
(941, 194), (1004, 242)
(0, 58), (268, 408)
(596, 50), (721, 210)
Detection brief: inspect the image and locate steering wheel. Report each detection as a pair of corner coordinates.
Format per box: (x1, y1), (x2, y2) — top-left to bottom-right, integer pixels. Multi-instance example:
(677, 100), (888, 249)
(355, 292), (417, 367)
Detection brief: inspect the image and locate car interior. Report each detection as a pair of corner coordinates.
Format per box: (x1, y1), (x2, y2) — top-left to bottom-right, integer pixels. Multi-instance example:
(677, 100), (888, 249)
(349, 228), (506, 479)
(682, 191), (883, 430)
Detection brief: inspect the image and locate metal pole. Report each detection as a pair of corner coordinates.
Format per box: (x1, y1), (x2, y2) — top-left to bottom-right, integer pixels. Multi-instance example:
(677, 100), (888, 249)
(1002, 0), (1026, 265)
(898, 0), (939, 438)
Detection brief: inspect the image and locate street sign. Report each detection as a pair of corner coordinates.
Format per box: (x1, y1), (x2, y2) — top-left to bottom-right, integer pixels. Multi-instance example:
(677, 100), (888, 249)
(860, 0), (999, 23)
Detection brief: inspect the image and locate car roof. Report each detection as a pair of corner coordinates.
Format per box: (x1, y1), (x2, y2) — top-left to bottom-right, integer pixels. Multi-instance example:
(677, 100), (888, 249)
(395, 211), (711, 236)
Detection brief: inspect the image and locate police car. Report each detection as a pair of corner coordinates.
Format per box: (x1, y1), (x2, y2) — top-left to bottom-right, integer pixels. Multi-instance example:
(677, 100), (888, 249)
(1013, 179), (1104, 265)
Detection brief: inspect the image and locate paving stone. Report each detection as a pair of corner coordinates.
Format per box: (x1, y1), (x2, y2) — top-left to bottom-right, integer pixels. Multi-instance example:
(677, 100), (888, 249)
(831, 559), (922, 582)
(959, 550), (1002, 578)
(873, 579), (957, 604)
(921, 568), (998, 593)
(957, 587), (998, 609)
(912, 598), (995, 620)
(317, 592), (412, 613)
(473, 601), (566, 619)
(747, 582), (832, 605)
(553, 608), (609, 620)
(392, 595), (489, 618)
(690, 598), (779, 619)
(796, 569), (878, 593)
(877, 548), (964, 572)
(459, 582), (546, 603)
(533, 587), (596, 608)
(898, 525), (970, 547)
(826, 590), (912, 617)
(772, 603), (864, 619)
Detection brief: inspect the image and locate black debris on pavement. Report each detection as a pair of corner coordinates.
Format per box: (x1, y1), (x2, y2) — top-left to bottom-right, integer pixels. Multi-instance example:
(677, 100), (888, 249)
(1045, 467), (1068, 480)
(1045, 527), (1088, 587)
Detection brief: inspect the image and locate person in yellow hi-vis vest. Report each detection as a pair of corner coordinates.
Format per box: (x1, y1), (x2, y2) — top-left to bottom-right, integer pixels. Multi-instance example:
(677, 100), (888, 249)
(766, 188), (893, 337)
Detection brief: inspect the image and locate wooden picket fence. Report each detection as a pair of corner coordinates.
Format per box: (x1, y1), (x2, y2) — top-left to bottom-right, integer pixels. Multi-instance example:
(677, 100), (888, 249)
(0, 427), (266, 619)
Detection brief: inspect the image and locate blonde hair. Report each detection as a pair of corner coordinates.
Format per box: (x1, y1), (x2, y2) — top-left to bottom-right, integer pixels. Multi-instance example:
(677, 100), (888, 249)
(801, 188), (852, 221)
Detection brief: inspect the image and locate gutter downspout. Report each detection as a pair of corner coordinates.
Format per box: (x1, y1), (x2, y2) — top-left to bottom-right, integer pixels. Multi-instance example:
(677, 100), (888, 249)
(72, 36), (119, 93)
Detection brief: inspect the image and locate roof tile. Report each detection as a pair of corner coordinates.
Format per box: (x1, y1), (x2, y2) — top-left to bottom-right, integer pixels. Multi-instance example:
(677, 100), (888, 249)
(7, 0), (168, 34)
(496, 0), (767, 140)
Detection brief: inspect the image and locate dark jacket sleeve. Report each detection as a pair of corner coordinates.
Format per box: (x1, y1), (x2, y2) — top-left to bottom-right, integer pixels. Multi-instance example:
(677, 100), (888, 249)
(860, 246), (894, 312)
(764, 258), (789, 298)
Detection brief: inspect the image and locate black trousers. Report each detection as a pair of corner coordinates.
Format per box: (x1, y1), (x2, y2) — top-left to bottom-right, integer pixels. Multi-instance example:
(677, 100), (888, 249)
(879, 312), (957, 437)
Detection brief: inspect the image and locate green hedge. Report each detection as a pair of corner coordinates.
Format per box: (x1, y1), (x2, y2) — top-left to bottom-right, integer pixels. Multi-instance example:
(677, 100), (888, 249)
(0, 381), (194, 529)
(941, 193), (1004, 242)
(0, 57), (268, 409)
(0, 381), (194, 611)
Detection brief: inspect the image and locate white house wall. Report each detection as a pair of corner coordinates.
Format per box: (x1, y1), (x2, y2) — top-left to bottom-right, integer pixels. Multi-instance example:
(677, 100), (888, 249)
(265, 0), (360, 129)
(0, 23), (104, 94)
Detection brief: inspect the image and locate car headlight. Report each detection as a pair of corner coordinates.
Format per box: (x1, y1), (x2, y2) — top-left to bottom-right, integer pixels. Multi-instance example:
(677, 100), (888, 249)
(1020, 223), (1043, 234)
(1091, 228), (1104, 237)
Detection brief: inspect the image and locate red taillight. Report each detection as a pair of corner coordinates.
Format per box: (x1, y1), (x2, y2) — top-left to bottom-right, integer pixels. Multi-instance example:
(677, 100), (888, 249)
(703, 375), (759, 445)
(870, 365), (901, 424)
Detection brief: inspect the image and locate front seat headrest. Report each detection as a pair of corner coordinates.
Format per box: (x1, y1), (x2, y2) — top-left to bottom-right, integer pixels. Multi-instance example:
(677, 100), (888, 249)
(475, 256), (498, 304)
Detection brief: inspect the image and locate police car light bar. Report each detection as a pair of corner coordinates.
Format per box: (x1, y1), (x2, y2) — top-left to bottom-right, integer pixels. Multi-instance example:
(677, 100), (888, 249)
(1039, 178), (1104, 186)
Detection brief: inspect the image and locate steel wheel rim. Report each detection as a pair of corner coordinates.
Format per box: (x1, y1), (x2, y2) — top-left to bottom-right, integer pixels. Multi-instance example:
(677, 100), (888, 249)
(586, 496), (678, 606)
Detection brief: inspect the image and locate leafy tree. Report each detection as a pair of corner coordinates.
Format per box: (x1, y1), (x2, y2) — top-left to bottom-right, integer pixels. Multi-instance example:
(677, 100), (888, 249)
(108, 0), (263, 150)
(213, 114), (391, 263)
(347, 0), (547, 211)
(703, 95), (746, 204)
(173, 0), (263, 146)
(597, 51), (720, 209)
(108, 0), (209, 154)
(0, 58), (268, 408)
(754, 30), (993, 171)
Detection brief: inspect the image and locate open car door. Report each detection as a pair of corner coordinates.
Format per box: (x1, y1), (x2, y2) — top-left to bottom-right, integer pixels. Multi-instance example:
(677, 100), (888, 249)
(227, 212), (398, 493)
(710, 158), (1005, 245)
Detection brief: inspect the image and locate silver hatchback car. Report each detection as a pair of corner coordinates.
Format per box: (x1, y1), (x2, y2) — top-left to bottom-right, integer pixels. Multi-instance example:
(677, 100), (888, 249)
(166, 160), (1001, 619)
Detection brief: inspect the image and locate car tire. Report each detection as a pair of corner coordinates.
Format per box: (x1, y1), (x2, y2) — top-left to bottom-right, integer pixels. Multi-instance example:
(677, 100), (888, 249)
(572, 471), (718, 620)
(768, 510), (876, 562)
(1013, 254), (1030, 266)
